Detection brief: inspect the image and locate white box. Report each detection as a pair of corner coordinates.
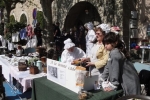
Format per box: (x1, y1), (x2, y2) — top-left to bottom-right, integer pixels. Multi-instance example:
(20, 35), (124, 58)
(47, 59), (98, 93)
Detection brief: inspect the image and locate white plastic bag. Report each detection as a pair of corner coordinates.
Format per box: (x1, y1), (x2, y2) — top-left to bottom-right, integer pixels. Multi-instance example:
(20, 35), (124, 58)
(102, 81), (117, 90)
(75, 66), (86, 87)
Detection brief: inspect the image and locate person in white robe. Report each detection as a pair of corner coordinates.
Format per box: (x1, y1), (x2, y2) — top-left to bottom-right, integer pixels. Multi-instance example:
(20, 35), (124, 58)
(85, 22), (96, 57)
(81, 24), (110, 89)
(61, 38), (86, 64)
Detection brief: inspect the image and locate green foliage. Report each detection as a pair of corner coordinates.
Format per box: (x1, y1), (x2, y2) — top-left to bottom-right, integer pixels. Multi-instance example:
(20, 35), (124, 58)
(10, 15), (16, 23)
(36, 11), (44, 29)
(0, 0), (5, 8)
(6, 22), (26, 33)
(28, 57), (39, 66)
(5, 21), (26, 41)
(20, 14), (27, 24)
(4, 32), (11, 41)
(0, 23), (4, 35)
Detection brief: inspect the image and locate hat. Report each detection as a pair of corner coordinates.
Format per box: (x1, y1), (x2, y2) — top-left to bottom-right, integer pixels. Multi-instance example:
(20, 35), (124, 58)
(111, 26), (120, 31)
(111, 26), (121, 34)
(64, 38), (75, 49)
(96, 23), (110, 34)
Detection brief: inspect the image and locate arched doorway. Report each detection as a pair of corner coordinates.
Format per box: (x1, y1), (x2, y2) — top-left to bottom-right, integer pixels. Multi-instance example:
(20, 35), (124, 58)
(20, 14), (27, 24)
(64, 1), (101, 30)
(10, 15), (15, 23)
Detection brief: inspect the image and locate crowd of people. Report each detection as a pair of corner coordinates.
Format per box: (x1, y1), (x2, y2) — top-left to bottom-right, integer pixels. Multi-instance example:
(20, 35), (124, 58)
(59, 22), (141, 96)
(0, 20), (141, 96)
(0, 22), (43, 55)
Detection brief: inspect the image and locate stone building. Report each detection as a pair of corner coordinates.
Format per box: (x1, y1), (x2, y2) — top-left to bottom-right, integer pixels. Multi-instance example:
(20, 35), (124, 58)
(10, 0), (150, 49)
(10, 0), (42, 24)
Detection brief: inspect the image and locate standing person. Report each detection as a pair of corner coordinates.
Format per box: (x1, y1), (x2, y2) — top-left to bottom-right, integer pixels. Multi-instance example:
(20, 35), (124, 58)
(0, 20), (4, 35)
(34, 23), (42, 46)
(101, 32), (141, 95)
(53, 22), (62, 52)
(27, 24), (34, 38)
(62, 28), (71, 41)
(53, 22), (61, 41)
(61, 38), (86, 64)
(80, 24), (110, 83)
(85, 22), (96, 57)
(78, 25), (86, 51)
(69, 28), (75, 43)
(73, 27), (78, 46)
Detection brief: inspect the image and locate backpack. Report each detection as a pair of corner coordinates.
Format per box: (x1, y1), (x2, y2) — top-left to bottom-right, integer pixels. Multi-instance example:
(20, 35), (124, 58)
(120, 59), (141, 95)
(139, 69), (150, 96)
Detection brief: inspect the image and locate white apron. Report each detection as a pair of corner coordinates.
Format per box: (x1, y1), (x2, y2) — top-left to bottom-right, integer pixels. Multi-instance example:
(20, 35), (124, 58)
(89, 43), (103, 81)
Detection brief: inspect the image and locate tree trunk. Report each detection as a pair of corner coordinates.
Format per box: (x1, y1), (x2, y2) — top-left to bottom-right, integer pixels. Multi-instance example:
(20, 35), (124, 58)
(40, 0), (54, 51)
(6, 8), (11, 23)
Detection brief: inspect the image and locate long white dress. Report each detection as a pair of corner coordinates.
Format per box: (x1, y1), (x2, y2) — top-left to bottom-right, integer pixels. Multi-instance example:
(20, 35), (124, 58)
(61, 47), (86, 64)
(85, 30), (96, 57)
(7, 41), (14, 51)
(12, 32), (20, 42)
(89, 43), (103, 81)
(0, 36), (7, 47)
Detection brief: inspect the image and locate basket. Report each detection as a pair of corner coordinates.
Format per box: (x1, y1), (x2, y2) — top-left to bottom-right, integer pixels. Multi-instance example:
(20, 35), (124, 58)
(30, 66), (39, 74)
(18, 59), (27, 71)
(43, 66), (47, 73)
(18, 64), (27, 71)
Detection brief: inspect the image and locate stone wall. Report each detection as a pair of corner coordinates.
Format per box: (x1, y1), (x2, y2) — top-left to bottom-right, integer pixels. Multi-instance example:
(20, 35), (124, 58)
(10, 0), (42, 25)
(11, 0), (124, 31)
(136, 0), (150, 45)
(11, 0), (140, 49)
(52, 0), (123, 30)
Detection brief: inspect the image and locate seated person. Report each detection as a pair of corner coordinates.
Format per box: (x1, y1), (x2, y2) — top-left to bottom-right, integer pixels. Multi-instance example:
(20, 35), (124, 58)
(16, 45), (24, 56)
(61, 38), (86, 64)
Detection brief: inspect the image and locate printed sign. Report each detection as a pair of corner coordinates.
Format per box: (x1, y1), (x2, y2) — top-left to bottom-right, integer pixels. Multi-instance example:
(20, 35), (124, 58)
(47, 59), (98, 93)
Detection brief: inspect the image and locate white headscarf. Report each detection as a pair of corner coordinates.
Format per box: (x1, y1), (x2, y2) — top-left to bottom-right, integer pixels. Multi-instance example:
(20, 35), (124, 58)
(96, 23), (110, 34)
(86, 22), (94, 30)
(64, 38), (75, 49)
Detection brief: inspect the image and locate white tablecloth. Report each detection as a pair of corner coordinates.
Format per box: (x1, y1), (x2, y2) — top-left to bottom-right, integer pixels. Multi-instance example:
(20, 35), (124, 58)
(0, 55), (11, 83)
(21, 73), (46, 92)
(10, 66), (46, 92)
(0, 55), (47, 92)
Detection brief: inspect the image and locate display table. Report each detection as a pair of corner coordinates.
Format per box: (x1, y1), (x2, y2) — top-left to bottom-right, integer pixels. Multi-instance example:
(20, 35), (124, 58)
(0, 55), (11, 83)
(32, 77), (123, 100)
(12, 71), (46, 92)
(140, 46), (150, 63)
(9, 61), (46, 92)
(0, 55), (46, 92)
(0, 46), (7, 54)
